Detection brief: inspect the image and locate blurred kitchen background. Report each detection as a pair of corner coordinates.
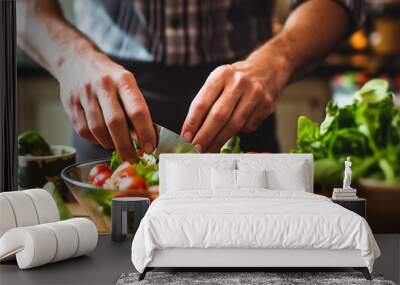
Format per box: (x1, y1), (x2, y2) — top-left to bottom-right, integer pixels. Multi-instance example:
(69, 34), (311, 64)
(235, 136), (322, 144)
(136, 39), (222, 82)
(16, 0), (400, 152)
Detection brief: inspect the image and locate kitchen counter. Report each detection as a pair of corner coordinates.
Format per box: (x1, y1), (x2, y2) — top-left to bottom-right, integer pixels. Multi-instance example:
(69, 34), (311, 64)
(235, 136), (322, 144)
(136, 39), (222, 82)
(0, 235), (134, 285)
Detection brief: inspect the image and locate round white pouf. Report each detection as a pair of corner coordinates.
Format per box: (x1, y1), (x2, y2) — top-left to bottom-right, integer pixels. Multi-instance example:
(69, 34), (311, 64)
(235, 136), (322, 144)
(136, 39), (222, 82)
(0, 192), (39, 227)
(24, 189), (59, 224)
(0, 226), (57, 269)
(42, 221), (79, 262)
(0, 196), (17, 237)
(65, 218), (98, 257)
(0, 218), (97, 269)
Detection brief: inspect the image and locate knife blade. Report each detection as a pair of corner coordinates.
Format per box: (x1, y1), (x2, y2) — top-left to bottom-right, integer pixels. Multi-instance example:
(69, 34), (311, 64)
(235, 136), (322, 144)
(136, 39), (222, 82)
(153, 124), (199, 159)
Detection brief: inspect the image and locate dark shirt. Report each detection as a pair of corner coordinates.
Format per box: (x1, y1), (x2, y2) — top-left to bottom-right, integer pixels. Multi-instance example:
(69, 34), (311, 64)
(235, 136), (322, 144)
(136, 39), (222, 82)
(74, 0), (365, 66)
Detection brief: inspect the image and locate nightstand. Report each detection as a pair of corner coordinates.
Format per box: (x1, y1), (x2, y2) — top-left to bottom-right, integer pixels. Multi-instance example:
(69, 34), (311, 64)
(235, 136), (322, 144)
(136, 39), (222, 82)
(331, 198), (366, 218)
(111, 197), (150, 242)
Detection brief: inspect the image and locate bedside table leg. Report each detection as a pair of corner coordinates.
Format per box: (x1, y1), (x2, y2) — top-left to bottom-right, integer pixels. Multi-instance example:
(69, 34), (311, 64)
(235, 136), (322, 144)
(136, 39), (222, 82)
(354, 267), (371, 280)
(138, 268), (148, 281)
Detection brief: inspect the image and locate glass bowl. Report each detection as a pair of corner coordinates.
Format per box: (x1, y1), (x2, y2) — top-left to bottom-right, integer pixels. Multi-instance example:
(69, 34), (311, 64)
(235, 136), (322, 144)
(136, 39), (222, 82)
(61, 158), (158, 233)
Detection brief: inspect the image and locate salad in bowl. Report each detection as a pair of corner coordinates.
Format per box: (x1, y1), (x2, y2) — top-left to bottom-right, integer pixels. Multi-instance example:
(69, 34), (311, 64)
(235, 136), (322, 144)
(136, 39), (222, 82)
(62, 137), (242, 233)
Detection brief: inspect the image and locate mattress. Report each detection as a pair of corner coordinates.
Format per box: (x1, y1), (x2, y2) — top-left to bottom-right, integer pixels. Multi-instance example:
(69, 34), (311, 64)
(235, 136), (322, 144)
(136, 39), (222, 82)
(131, 190), (380, 273)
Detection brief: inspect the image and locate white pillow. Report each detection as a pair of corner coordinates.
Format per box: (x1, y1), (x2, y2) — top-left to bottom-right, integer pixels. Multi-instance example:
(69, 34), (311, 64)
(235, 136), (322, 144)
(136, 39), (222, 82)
(236, 169), (267, 189)
(211, 168), (236, 190)
(167, 163), (210, 191)
(266, 167), (306, 191)
(211, 169), (267, 190)
(166, 160), (236, 192)
(238, 159), (307, 191)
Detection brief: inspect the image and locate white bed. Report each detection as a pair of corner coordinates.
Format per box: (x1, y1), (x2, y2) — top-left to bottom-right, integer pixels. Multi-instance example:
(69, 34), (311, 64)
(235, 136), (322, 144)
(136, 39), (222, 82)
(131, 154), (380, 280)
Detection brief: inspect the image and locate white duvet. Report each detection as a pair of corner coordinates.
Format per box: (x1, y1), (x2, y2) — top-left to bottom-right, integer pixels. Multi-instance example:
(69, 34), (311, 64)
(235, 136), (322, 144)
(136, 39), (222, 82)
(131, 190), (380, 273)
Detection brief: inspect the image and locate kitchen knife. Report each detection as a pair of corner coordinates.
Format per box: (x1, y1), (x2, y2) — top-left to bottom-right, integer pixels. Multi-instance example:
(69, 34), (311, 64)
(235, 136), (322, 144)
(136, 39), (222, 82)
(153, 124), (199, 159)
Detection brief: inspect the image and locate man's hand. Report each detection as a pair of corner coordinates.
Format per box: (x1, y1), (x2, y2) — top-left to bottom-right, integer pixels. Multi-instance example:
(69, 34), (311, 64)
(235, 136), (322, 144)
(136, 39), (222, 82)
(181, 58), (290, 153)
(16, 0), (156, 162)
(181, 0), (350, 152)
(57, 47), (156, 162)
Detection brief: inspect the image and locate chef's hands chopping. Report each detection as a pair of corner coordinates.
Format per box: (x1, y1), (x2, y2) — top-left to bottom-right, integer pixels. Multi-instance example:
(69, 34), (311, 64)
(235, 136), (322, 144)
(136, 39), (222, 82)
(57, 47), (156, 162)
(17, 0), (350, 157)
(181, 58), (290, 153)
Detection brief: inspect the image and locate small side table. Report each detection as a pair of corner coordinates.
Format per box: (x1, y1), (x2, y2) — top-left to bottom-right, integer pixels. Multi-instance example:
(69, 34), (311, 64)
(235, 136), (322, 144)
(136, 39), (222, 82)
(331, 198), (366, 218)
(111, 197), (150, 242)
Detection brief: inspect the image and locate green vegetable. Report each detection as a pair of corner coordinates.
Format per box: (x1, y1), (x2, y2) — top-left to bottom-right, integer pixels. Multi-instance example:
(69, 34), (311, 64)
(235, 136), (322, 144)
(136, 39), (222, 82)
(18, 131), (53, 156)
(220, 136), (242, 153)
(61, 149), (70, 155)
(110, 140), (159, 186)
(110, 140), (140, 171)
(110, 136), (243, 186)
(292, 79), (400, 187)
(110, 150), (123, 171)
(133, 159), (159, 186)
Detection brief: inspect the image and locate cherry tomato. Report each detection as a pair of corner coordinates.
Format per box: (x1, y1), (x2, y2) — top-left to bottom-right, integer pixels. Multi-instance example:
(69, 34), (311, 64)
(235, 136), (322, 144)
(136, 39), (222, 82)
(119, 175), (147, 191)
(92, 170), (113, 187)
(88, 164), (110, 183)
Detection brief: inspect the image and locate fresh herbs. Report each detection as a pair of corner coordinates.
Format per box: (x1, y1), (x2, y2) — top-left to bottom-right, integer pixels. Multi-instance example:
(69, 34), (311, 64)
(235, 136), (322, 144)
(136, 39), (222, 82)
(293, 79), (400, 185)
(110, 140), (159, 186)
(18, 131), (53, 156)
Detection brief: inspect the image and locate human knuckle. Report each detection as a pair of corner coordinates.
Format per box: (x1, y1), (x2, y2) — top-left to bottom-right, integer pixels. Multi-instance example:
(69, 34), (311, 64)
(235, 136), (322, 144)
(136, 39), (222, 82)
(252, 82), (264, 94)
(98, 75), (114, 90)
(129, 106), (146, 120)
(119, 71), (136, 84)
(84, 83), (92, 94)
(265, 95), (275, 106)
(214, 65), (233, 77)
(68, 95), (79, 108)
(82, 89), (96, 102)
(106, 114), (123, 128)
(233, 72), (247, 86)
(193, 100), (207, 112)
(211, 108), (228, 121)
(90, 123), (103, 134)
(229, 119), (242, 131)
(77, 126), (90, 138)
(185, 118), (197, 130)
(221, 65), (234, 76)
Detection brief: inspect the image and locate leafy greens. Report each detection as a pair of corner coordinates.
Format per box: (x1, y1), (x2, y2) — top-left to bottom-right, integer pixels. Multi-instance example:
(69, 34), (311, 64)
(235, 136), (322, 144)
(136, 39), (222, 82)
(292, 79), (400, 186)
(18, 131), (53, 156)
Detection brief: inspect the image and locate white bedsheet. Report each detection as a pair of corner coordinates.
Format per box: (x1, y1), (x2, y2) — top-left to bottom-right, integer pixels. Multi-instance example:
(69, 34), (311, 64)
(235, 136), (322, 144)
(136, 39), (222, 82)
(131, 190), (380, 273)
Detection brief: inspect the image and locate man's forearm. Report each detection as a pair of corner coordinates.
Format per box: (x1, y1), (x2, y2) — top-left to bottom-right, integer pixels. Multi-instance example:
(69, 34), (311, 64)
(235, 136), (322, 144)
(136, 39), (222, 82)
(16, 0), (97, 78)
(246, 0), (349, 83)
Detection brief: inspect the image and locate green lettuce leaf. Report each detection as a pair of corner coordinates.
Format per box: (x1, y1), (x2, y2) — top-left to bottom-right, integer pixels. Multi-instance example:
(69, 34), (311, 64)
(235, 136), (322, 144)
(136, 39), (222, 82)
(293, 79), (400, 186)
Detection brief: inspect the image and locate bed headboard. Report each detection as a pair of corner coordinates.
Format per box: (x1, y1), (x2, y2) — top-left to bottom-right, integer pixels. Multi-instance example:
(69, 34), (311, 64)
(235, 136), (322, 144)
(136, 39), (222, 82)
(159, 153), (314, 195)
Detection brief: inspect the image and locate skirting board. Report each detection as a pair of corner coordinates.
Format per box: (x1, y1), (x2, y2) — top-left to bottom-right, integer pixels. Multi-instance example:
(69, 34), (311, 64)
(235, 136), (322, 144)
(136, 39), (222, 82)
(148, 248), (366, 268)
